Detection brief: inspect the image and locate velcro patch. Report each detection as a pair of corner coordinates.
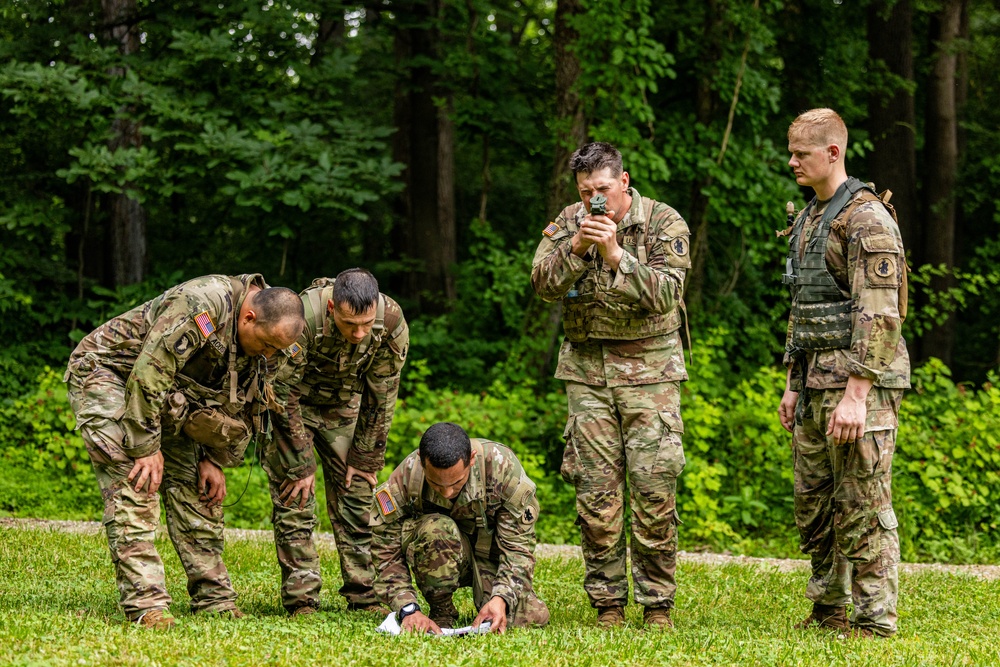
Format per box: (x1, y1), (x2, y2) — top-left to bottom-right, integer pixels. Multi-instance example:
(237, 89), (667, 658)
(670, 237), (689, 257)
(542, 222), (560, 237)
(288, 342), (302, 358)
(194, 311), (217, 338)
(375, 487), (397, 517)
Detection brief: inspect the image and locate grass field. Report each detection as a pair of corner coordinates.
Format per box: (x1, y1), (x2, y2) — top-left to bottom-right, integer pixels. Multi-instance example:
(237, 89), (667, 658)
(1, 525), (998, 667)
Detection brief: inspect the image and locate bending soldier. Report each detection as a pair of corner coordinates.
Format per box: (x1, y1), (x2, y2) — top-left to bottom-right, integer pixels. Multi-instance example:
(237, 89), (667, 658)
(65, 275), (304, 628)
(263, 268), (408, 615)
(779, 109), (909, 638)
(371, 422), (550, 634)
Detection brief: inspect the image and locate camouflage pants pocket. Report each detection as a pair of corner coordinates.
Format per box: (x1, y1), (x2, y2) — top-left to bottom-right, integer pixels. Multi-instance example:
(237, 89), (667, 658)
(652, 412), (685, 476)
(560, 415), (580, 484)
(853, 429), (895, 479)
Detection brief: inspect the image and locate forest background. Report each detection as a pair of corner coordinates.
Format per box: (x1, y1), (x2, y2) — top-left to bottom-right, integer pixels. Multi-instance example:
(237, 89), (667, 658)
(1, 0), (999, 564)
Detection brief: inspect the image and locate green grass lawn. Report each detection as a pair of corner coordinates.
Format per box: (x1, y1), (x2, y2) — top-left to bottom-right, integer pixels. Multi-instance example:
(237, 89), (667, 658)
(1, 526), (997, 667)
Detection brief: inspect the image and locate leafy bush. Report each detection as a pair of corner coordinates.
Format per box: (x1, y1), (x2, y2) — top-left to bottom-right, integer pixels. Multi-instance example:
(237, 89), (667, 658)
(4, 349), (1000, 563)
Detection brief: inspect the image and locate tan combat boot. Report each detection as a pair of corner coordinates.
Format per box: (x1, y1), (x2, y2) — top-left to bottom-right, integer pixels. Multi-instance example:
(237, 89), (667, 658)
(136, 609), (176, 630)
(643, 606), (673, 630)
(596, 605), (625, 628)
(794, 603), (849, 630)
(290, 605), (318, 618)
(427, 593), (459, 629)
(346, 601), (387, 614)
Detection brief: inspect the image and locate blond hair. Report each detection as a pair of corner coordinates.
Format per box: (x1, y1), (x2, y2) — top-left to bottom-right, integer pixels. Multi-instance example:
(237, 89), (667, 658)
(788, 108), (848, 149)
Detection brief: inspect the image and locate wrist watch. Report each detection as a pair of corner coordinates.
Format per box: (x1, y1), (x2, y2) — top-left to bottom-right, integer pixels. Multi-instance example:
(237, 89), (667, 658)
(397, 602), (420, 622)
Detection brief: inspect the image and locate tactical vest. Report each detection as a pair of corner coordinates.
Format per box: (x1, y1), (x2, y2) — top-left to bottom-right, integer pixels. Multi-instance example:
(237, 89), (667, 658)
(563, 197), (682, 343)
(169, 274), (273, 463)
(783, 178), (871, 352)
(297, 278), (387, 405)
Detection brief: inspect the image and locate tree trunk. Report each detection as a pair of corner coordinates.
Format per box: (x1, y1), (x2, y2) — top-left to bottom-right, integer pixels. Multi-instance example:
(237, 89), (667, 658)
(866, 0), (918, 257)
(102, 0), (146, 286)
(921, 0), (965, 365)
(546, 0), (586, 220)
(390, 0), (456, 313)
(684, 0), (722, 310)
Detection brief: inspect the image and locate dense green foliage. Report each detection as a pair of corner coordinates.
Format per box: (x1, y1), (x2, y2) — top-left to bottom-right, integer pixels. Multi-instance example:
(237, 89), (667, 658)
(5, 343), (1000, 563)
(3, 526), (1000, 666)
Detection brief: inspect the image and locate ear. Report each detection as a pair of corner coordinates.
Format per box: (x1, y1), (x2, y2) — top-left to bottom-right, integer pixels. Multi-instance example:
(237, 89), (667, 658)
(469, 448), (478, 465)
(243, 308), (258, 324)
(621, 171), (630, 189)
(828, 144), (842, 163)
(327, 298), (335, 316)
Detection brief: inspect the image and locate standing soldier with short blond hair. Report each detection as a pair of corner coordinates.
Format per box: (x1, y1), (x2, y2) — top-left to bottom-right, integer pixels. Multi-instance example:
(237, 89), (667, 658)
(779, 108), (910, 638)
(531, 141), (690, 629)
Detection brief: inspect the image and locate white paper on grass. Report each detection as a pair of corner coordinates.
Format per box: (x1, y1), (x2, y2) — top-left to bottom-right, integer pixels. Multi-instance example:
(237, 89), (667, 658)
(376, 612), (491, 637)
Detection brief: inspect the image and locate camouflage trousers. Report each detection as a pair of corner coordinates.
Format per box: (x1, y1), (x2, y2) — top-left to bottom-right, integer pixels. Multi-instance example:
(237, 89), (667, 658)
(400, 514), (550, 627)
(67, 368), (238, 621)
(562, 381), (685, 609)
(793, 386), (903, 636)
(262, 407), (377, 611)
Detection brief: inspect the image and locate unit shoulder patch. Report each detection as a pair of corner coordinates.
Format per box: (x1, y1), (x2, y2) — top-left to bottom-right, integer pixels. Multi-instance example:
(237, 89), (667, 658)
(670, 237), (689, 257)
(194, 311), (217, 338)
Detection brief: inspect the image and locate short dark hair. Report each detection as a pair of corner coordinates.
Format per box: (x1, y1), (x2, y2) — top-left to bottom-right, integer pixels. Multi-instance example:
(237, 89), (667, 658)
(333, 268), (379, 315)
(419, 422), (471, 469)
(254, 286), (305, 329)
(569, 142), (623, 178)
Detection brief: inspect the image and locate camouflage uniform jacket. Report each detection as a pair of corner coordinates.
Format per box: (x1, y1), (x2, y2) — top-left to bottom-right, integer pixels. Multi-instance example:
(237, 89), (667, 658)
(370, 440), (540, 612)
(65, 274), (276, 461)
(531, 187), (690, 387)
(275, 284), (408, 476)
(783, 187), (911, 391)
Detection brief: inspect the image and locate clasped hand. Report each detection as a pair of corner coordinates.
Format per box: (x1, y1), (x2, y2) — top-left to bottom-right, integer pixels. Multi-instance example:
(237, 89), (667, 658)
(573, 212), (623, 270)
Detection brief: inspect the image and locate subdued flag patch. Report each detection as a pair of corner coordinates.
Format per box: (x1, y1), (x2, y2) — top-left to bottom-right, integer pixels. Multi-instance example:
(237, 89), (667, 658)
(542, 222), (560, 237)
(376, 488), (397, 516)
(194, 311), (217, 338)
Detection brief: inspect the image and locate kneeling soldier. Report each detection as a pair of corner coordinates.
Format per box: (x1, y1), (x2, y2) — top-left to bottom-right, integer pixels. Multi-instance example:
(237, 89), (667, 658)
(371, 422), (550, 634)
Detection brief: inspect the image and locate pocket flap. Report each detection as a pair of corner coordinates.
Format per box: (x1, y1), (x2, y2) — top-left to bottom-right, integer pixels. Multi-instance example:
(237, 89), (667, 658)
(658, 411), (684, 434)
(877, 508), (898, 530)
(563, 414), (577, 439)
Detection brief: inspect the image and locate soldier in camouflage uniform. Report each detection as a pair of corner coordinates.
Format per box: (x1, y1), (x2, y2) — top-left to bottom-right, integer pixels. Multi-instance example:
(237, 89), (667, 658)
(778, 109), (910, 638)
(370, 422), (549, 634)
(262, 268), (408, 615)
(530, 142), (690, 629)
(64, 275), (305, 628)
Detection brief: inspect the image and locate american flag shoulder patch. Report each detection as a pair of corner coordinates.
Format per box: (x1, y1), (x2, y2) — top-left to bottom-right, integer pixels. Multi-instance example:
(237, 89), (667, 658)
(542, 221), (560, 237)
(194, 311), (216, 338)
(375, 486), (397, 517)
(288, 342), (302, 358)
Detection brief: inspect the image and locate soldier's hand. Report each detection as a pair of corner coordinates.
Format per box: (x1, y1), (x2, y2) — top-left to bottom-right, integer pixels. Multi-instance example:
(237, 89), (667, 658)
(827, 394), (867, 446)
(579, 213), (624, 269)
(345, 465), (377, 489)
(127, 451), (164, 494)
(401, 610), (442, 635)
(472, 595), (508, 634)
(279, 473), (316, 510)
(198, 458), (227, 507)
(778, 389), (799, 434)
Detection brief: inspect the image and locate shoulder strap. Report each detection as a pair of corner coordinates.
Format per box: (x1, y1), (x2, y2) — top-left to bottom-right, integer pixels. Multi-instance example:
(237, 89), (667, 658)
(637, 197), (655, 265)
